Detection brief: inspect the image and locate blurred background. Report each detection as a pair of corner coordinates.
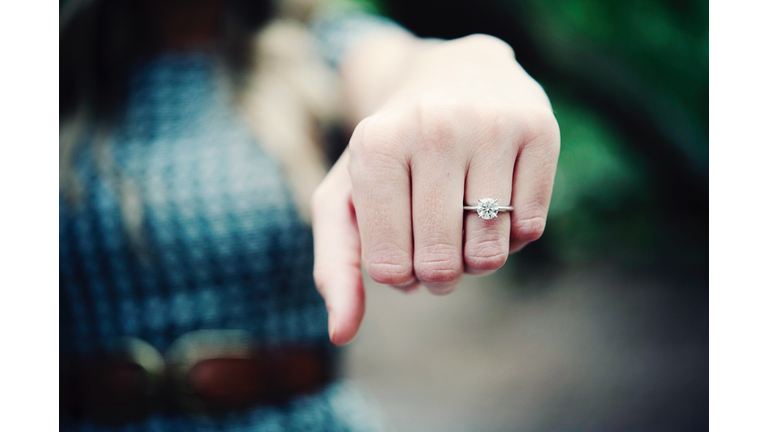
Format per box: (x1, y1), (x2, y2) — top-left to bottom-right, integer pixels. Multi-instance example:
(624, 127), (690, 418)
(341, 0), (708, 431)
(59, 0), (708, 429)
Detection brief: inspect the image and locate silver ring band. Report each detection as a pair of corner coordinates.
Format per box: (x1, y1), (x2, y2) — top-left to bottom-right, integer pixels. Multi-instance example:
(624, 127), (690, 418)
(464, 198), (513, 220)
(462, 205), (514, 211)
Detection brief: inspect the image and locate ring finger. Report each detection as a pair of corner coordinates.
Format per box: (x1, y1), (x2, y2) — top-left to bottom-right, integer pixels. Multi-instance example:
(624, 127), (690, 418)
(463, 134), (517, 275)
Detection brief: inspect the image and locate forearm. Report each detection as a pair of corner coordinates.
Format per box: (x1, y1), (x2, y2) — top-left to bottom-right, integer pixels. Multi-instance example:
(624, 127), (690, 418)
(337, 28), (429, 124)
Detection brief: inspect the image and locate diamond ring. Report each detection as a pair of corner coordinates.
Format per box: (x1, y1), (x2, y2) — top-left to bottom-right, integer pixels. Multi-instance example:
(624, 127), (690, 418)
(463, 198), (513, 220)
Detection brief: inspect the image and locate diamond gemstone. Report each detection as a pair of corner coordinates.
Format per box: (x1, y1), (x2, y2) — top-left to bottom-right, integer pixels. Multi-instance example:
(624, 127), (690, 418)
(477, 198), (499, 220)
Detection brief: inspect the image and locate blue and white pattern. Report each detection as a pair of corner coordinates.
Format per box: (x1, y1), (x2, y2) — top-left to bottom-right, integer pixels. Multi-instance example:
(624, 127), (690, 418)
(310, 11), (404, 68)
(60, 51), (388, 431)
(60, 54), (327, 356)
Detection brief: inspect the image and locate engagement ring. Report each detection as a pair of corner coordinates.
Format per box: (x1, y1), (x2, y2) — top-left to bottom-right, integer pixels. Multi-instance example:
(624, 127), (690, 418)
(464, 198), (513, 220)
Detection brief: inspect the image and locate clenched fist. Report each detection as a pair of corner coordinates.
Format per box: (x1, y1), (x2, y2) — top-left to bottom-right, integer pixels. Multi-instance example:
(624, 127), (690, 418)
(311, 33), (560, 345)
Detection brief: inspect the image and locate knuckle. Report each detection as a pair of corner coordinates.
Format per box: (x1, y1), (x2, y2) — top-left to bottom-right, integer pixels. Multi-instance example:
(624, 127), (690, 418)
(352, 116), (395, 154)
(416, 260), (463, 284)
(524, 109), (560, 148)
(414, 245), (463, 283)
(348, 116), (404, 172)
(474, 108), (518, 155)
(512, 216), (547, 243)
(464, 34), (514, 55)
(466, 253), (508, 272)
(367, 262), (413, 286)
(447, 34), (515, 59)
(347, 120), (370, 159)
(365, 249), (413, 286)
(465, 236), (509, 271)
(417, 100), (460, 151)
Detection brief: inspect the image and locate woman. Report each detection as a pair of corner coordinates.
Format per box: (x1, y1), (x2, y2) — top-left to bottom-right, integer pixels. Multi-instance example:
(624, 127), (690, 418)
(60, 0), (559, 429)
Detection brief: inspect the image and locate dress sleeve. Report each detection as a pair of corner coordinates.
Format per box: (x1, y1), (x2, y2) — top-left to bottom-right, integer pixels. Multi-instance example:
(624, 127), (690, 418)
(310, 10), (408, 69)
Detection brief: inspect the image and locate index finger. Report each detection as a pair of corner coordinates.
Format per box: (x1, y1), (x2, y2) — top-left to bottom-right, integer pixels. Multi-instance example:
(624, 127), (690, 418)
(348, 116), (417, 289)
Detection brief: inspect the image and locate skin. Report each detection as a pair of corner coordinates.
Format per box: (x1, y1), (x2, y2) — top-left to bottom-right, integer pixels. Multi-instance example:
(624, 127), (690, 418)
(311, 29), (561, 345)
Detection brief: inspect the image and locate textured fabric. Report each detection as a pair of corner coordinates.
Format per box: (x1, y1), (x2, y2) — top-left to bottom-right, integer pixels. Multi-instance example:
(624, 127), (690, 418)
(59, 52), (387, 431)
(60, 54), (327, 356)
(310, 11), (404, 68)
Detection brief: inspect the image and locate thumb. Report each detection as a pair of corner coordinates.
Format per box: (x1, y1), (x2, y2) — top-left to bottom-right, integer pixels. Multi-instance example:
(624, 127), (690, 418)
(311, 151), (365, 346)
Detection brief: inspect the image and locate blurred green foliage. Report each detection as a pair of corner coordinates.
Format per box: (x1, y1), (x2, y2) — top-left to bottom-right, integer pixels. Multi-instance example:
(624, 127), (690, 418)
(546, 96), (655, 265)
(516, 0), (708, 271)
(523, 0), (708, 123)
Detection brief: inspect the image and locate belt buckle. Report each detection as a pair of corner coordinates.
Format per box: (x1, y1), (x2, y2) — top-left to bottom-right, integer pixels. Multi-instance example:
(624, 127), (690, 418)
(68, 330), (331, 424)
(166, 330), (267, 413)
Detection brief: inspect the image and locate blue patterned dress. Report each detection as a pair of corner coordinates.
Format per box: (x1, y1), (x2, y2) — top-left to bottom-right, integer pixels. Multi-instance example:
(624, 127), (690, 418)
(59, 50), (387, 431)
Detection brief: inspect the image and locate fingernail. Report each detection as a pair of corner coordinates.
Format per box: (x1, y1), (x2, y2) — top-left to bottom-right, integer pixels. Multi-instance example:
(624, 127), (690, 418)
(328, 312), (337, 344)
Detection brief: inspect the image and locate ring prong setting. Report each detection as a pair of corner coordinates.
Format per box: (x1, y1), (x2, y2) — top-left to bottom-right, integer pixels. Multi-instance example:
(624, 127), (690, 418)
(477, 198), (500, 220)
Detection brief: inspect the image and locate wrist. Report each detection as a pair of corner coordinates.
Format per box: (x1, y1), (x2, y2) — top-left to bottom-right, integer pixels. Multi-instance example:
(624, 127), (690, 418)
(407, 34), (517, 83)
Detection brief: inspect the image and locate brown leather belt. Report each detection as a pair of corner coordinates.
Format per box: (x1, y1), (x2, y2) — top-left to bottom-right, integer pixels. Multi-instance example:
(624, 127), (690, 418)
(61, 332), (333, 424)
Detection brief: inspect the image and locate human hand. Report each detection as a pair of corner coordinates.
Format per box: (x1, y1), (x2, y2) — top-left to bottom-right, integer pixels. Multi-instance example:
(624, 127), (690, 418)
(311, 35), (560, 345)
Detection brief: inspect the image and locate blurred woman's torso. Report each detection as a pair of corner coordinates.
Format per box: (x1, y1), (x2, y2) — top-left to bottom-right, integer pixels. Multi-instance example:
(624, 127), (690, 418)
(59, 1), (396, 427)
(59, 53), (327, 358)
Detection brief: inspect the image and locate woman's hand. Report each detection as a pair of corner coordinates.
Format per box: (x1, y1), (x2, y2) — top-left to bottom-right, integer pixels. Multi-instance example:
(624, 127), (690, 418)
(311, 34), (560, 345)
